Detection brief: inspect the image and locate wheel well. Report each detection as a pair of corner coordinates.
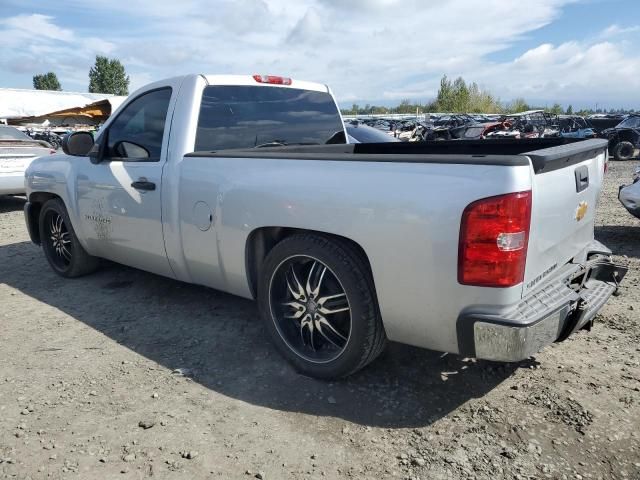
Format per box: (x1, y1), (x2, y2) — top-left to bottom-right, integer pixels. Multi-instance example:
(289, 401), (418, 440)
(27, 192), (62, 244)
(615, 130), (636, 144)
(245, 227), (375, 299)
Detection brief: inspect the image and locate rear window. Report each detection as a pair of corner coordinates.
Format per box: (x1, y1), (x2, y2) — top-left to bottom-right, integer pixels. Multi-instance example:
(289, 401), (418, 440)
(194, 86), (345, 151)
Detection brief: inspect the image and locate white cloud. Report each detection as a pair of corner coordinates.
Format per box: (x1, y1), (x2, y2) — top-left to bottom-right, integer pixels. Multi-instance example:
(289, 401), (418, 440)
(84, 38), (116, 55)
(600, 24), (640, 38)
(0, 13), (118, 91)
(128, 72), (154, 91)
(1, 1), (639, 108)
(0, 14), (73, 42)
(472, 40), (640, 105)
(287, 8), (324, 44)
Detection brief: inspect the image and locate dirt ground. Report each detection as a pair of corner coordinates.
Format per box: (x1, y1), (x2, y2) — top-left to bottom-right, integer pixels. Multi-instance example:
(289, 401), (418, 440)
(0, 161), (639, 480)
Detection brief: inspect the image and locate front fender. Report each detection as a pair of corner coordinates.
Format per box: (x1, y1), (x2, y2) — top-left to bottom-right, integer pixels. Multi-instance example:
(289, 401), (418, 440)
(25, 155), (89, 252)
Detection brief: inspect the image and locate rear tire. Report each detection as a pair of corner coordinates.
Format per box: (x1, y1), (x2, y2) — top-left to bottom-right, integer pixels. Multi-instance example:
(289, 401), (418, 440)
(257, 233), (386, 379)
(613, 141), (634, 161)
(39, 198), (99, 278)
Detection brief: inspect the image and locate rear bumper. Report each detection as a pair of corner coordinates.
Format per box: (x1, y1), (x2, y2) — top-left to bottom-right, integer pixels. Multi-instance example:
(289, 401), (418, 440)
(0, 172), (26, 195)
(457, 258), (627, 362)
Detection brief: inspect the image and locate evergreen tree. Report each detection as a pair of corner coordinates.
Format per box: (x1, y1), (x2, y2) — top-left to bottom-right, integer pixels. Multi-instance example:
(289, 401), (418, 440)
(88, 56), (130, 95)
(33, 72), (62, 91)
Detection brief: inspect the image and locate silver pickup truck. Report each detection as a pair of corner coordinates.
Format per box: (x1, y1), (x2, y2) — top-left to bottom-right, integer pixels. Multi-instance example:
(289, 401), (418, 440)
(24, 74), (627, 378)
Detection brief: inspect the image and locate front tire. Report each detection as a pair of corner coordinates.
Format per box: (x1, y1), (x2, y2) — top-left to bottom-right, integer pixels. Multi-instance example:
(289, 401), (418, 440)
(39, 198), (99, 278)
(257, 234), (386, 379)
(614, 141), (635, 161)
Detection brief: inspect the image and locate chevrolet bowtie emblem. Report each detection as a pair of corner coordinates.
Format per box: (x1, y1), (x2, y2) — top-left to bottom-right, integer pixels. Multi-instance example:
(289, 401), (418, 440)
(575, 201), (588, 221)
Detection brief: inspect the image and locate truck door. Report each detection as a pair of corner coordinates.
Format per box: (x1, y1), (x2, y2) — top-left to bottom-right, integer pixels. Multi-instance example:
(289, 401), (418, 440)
(75, 87), (174, 278)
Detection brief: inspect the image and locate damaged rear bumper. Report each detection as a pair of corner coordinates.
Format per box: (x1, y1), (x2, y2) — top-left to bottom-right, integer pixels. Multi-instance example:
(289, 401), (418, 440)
(457, 258), (627, 362)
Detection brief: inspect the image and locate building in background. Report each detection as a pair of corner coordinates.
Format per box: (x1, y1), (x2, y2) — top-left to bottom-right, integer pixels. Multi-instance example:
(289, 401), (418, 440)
(0, 88), (126, 134)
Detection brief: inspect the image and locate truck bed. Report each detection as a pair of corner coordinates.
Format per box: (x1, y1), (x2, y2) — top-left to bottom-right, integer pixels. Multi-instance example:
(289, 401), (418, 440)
(187, 138), (608, 174)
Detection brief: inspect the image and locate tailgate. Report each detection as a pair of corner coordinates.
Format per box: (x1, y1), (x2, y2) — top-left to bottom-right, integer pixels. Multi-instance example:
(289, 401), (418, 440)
(522, 139), (608, 296)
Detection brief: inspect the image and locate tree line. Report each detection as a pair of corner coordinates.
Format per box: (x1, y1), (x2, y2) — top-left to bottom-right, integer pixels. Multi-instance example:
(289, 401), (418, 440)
(32, 55), (130, 95)
(342, 75), (636, 117)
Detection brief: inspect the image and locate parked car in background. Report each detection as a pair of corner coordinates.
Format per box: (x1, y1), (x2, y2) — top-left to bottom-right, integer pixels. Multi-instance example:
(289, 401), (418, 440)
(24, 74), (626, 379)
(408, 115), (481, 142)
(588, 113), (627, 133)
(346, 122), (399, 143)
(415, 114), (478, 141)
(25, 129), (63, 151)
(600, 114), (640, 161)
(458, 119), (513, 140)
(619, 165), (640, 219)
(558, 116), (597, 139)
(485, 111), (559, 139)
(0, 125), (55, 196)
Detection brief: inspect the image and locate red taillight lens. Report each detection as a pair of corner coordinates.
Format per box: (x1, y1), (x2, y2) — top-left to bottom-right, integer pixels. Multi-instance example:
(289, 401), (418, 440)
(458, 191), (532, 288)
(253, 74), (292, 85)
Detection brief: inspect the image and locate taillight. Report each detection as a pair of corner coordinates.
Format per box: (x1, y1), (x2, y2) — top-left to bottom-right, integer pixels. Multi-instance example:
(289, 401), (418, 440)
(458, 191), (532, 288)
(253, 74), (292, 85)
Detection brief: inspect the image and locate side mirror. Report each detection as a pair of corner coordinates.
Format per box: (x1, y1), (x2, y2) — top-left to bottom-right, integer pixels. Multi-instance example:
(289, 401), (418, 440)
(62, 131), (95, 156)
(88, 133), (108, 164)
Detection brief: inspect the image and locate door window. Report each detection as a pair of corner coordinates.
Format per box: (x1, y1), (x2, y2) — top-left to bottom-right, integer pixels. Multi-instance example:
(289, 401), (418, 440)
(106, 88), (172, 161)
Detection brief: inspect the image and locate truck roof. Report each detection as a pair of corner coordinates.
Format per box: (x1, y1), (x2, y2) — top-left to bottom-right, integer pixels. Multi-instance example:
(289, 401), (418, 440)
(202, 74), (329, 93)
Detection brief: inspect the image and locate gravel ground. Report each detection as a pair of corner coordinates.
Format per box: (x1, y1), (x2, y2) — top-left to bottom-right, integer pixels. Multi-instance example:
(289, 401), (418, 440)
(0, 161), (638, 480)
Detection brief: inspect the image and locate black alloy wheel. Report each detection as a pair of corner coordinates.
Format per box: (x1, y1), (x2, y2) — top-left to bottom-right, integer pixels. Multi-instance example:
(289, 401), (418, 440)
(39, 198), (99, 278)
(269, 255), (352, 363)
(42, 208), (72, 270)
(258, 233), (386, 379)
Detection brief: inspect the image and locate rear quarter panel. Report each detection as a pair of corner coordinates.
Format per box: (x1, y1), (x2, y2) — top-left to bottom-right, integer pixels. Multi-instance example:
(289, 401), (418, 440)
(178, 156), (533, 354)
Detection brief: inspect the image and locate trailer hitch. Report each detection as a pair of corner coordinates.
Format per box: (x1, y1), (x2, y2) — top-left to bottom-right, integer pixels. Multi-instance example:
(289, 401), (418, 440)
(556, 261), (628, 342)
(587, 261), (627, 296)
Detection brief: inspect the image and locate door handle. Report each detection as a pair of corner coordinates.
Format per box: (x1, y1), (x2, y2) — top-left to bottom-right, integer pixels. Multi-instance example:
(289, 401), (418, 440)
(574, 166), (589, 193)
(131, 179), (156, 191)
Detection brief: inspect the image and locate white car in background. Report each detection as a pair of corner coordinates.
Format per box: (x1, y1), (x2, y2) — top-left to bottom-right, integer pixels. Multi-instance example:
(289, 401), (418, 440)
(0, 125), (55, 196)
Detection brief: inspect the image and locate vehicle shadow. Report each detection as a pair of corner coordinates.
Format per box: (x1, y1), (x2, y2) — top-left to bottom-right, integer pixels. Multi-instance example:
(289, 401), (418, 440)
(595, 224), (640, 259)
(0, 195), (26, 213)
(1, 240), (533, 429)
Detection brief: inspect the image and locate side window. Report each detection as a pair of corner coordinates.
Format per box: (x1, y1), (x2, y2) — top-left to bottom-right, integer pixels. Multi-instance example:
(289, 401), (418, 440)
(106, 88), (172, 161)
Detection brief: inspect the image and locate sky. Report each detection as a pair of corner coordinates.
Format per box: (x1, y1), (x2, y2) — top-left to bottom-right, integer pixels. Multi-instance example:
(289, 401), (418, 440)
(1, 0), (639, 109)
